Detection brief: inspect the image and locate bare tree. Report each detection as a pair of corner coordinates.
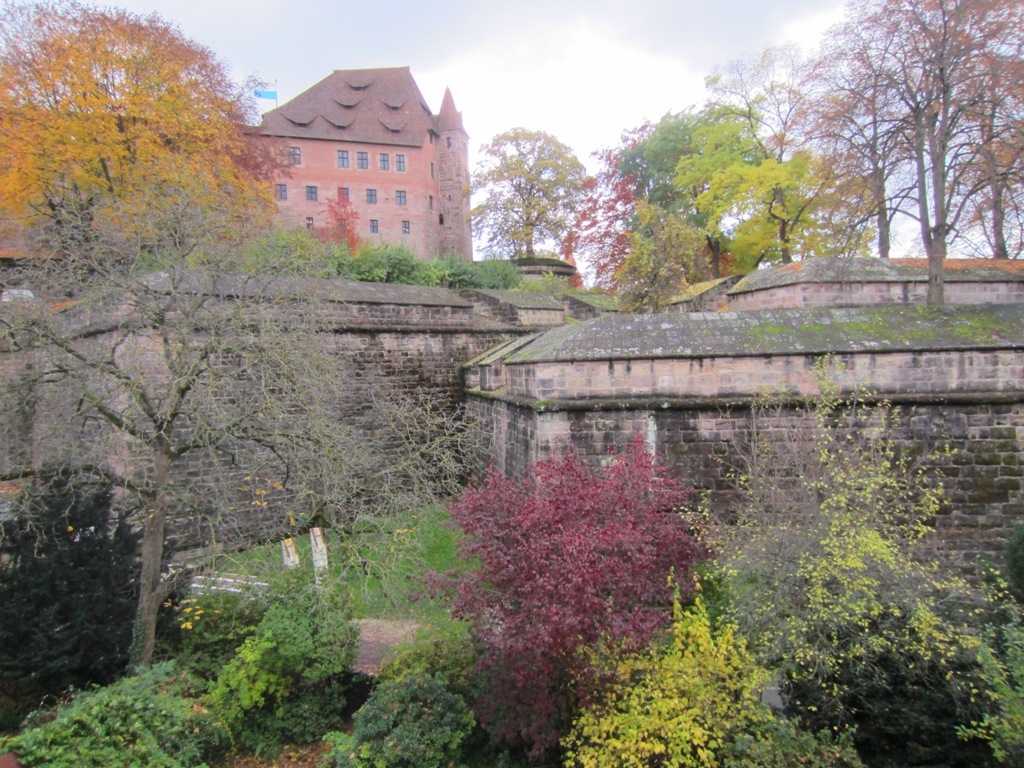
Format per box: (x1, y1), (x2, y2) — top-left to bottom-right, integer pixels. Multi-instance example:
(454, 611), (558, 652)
(0, 191), (478, 670)
(810, 0), (1024, 302)
(808, 19), (917, 260)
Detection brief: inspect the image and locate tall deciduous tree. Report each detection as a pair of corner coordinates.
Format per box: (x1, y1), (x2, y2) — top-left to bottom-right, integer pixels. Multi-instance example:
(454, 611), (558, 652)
(808, 19), (916, 260)
(471, 128), (587, 258)
(811, 0), (1024, 302)
(702, 46), (844, 267)
(616, 200), (706, 313)
(571, 125), (652, 290)
(0, 2), (273, 252)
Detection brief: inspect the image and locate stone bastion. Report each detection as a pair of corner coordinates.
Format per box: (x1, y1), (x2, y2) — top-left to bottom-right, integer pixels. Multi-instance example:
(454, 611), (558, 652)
(463, 304), (1024, 564)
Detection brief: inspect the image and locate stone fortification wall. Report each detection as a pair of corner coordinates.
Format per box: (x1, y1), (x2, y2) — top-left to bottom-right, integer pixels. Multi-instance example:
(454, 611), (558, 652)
(727, 280), (1024, 311)
(464, 304), (1024, 564)
(1, 275), (526, 552)
(725, 258), (1024, 311)
(459, 289), (565, 330)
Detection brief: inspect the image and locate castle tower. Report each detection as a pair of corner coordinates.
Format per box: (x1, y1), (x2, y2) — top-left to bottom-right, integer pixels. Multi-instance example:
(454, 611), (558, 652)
(434, 88), (472, 261)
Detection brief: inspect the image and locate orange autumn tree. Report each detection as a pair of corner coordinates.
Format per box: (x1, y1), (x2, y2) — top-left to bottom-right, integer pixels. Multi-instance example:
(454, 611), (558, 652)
(0, 2), (273, 253)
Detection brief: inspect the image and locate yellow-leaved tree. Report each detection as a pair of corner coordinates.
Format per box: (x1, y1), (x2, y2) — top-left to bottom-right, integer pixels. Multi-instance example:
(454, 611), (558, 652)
(0, 1), (274, 252)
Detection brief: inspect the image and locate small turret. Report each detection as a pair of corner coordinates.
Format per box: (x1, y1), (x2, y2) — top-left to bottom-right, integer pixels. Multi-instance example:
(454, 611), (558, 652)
(434, 88), (472, 260)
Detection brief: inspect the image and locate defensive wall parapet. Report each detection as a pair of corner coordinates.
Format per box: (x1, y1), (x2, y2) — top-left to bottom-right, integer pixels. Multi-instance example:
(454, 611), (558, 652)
(724, 258), (1024, 311)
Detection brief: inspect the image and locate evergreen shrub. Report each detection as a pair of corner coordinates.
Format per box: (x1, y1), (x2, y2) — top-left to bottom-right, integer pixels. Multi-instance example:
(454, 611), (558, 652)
(0, 468), (139, 696)
(0, 662), (223, 768)
(349, 673), (475, 768)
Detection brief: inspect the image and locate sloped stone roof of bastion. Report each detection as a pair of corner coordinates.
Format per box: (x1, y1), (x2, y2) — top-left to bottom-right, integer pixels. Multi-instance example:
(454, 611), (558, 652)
(729, 257), (1024, 295)
(501, 304), (1024, 364)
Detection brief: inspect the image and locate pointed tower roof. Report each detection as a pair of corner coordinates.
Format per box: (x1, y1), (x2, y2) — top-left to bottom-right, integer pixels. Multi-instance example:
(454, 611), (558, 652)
(434, 87), (466, 134)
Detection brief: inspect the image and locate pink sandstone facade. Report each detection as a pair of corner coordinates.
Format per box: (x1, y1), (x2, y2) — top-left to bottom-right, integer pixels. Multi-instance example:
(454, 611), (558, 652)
(256, 68), (472, 261)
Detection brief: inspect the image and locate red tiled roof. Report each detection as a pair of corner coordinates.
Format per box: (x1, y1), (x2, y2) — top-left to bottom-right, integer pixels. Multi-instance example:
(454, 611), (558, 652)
(257, 67), (437, 148)
(897, 258), (1024, 273)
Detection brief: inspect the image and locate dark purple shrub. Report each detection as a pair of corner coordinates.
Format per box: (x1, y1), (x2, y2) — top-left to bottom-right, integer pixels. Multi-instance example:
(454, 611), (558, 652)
(447, 439), (705, 761)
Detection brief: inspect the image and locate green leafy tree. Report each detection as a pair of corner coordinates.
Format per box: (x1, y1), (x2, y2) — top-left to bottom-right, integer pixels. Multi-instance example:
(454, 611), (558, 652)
(564, 592), (769, 768)
(349, 673), (476, 768)
(698, 47), (852, 268)
(0, 662), (224, 768)
(722, 366), (994, 767)
(617, 199), (706, 313)
(210, 582), (357, 751)
(471, 128), (587, 258)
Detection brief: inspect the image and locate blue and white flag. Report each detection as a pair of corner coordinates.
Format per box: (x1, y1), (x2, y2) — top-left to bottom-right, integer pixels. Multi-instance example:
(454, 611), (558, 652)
(254, 89), (277, 100)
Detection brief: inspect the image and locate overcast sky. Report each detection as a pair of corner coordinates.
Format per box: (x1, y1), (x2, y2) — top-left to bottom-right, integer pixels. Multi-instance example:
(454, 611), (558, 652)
(112, 0), (848, 172)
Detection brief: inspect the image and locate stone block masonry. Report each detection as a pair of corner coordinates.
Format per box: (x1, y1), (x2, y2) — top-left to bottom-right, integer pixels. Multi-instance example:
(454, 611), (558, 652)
(1, 276), (527, 554)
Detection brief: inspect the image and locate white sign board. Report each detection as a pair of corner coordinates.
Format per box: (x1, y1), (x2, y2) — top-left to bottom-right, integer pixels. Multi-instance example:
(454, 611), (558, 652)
(281, 537), (300, 569)
(310, 527), (328, 572)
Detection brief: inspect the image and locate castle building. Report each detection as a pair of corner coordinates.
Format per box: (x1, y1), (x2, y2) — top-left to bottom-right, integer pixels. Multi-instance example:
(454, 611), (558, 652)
(256, 67), (472, 260)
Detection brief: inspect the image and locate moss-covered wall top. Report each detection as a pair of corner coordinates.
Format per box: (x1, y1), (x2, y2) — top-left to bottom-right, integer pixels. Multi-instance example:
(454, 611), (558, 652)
(501, 304), (1024, 364)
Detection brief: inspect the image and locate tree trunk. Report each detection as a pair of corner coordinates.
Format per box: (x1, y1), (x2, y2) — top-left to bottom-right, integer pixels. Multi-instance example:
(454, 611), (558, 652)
(926, 237), (946, 306)
(990, 182), (1009, 259)
(707, 236), (722, 278)
(875, 175), (891, 259)
(912, 111), (944, 306)
(129, 445), (171, 671)
(779, 219), (792, 264)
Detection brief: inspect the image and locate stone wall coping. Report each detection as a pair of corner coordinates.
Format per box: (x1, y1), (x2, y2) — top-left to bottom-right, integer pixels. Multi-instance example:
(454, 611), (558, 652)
(462, 333), (543, 367)
(564, 292), (620, 311)
(143, 271), (475, 308)
(464, 289), (564, 310)
(500, 304), (1024, 363)
(465, 386), (1024, 412)
(729, 258), (1024, 295)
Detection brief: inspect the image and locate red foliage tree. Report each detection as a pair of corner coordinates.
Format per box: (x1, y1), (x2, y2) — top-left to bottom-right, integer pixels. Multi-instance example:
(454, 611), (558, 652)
(320, 192), (362, 254)
(446, 440), (705, 762)
(570, 125), (652, 290)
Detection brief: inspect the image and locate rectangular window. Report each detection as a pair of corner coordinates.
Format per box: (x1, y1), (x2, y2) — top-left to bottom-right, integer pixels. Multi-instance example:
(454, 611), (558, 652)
(337, 150), (349, 168)
(396, 154), (406, 172)
(305, 217), (314, 229)
(402, 220), (410, 234)
(379, 153), (389, 171)
(274, 184), (287, 201)
(357, 152), (368, 169)
(338, 187), (349, 201)
(370, 219), (379, 234)
(396, 190), (407, 206)
(366, 189), (377, 204)
(306, 185), (318, 202)
(288, 147), (301, 165)
(430, 161), (435, 179)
